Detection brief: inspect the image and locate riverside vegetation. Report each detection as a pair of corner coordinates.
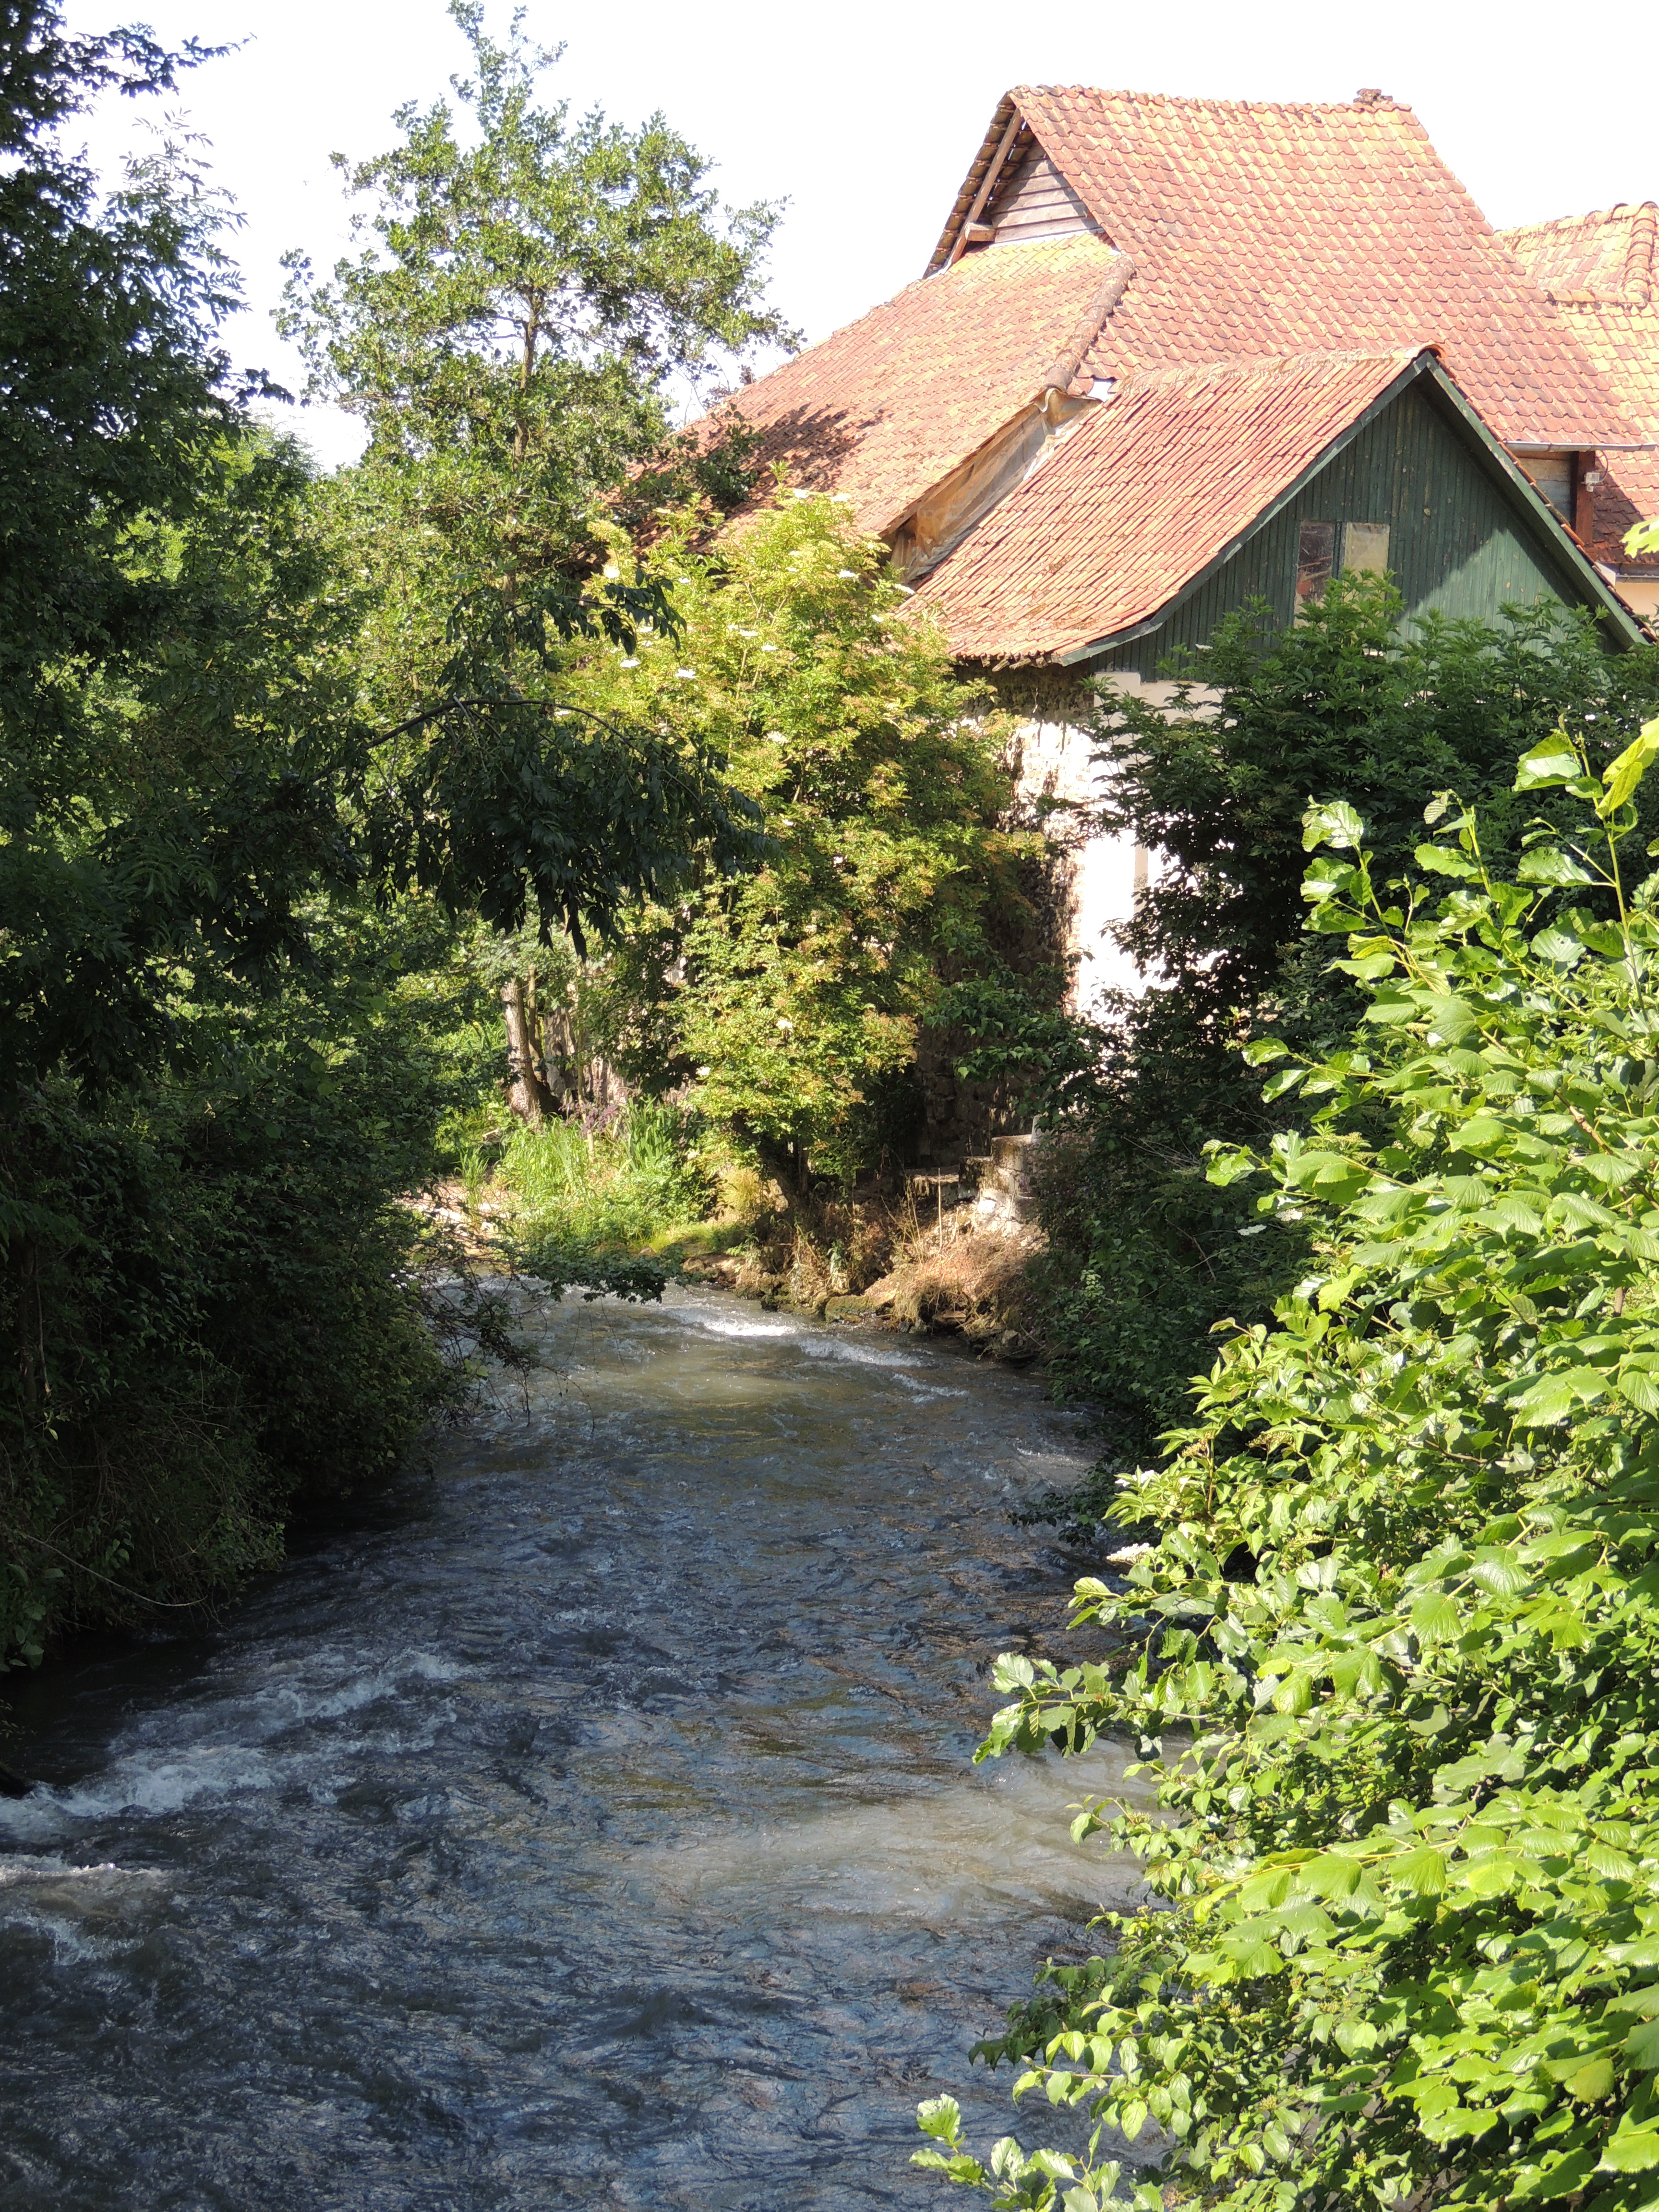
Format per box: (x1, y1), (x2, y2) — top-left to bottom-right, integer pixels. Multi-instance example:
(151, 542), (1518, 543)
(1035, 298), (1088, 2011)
(17, 4), (1659, 2205)
(0, 0), (784, 1665)
(915, 720), (1659, 2206)
(0, 0), (1038, 1665)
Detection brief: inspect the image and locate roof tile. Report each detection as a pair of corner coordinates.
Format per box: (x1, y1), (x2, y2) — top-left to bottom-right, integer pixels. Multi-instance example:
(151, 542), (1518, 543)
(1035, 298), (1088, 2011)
(912, 349), (1428, 661)
(1499, 208), (1659, 567)
(982, 85), (1632, 448)
(715, 235), (1124, 537)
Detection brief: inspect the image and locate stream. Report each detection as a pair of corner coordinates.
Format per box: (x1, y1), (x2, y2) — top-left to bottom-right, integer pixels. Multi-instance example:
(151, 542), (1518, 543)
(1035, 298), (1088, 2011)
(0, 1285), (1147, 2209)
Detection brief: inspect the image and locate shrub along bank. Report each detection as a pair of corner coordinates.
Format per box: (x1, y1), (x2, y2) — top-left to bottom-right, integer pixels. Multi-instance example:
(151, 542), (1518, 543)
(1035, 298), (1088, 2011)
(916, 725), (1659, 2208)
(1028, 580), (1659, 1473)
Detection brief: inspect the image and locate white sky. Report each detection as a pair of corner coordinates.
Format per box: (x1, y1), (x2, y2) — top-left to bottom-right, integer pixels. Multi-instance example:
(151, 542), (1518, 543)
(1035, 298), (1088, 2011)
(60, 0), (1659, 471)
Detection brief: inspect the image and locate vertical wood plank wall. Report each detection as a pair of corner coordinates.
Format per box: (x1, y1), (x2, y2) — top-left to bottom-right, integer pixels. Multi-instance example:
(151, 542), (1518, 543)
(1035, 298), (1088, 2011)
(1087, 383), (1609, 679)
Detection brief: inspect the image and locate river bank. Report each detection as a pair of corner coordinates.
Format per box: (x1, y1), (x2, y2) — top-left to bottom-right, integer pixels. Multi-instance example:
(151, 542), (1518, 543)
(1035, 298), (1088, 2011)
(422, 1146), (1054, 1367)
(0, 1283), (1149, 2210)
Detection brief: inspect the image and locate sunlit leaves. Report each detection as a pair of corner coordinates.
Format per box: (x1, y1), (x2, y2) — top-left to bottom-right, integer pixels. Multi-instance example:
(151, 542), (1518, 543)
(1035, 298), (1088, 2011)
(919, 732), (1659, 2211)
(1600, 721), (1659, 819)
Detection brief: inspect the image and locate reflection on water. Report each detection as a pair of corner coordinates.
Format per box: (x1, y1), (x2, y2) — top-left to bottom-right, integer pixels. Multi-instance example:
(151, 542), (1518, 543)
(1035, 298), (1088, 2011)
(0, 1286), (1144, 2209)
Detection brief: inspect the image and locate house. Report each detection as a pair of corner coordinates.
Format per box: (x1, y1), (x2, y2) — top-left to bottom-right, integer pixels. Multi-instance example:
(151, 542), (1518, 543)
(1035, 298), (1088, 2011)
(712, 86), (1656, 1138)
(1497, 202), (1659, 618)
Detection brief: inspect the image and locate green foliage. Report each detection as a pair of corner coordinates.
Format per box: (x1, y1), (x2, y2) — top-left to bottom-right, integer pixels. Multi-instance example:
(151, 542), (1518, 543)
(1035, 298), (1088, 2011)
(500, 1098), (710, 1251)
(911, 2090), (1161, 2212)
(0, 4), (810, 1658)
(0, 3), (243, 739)
(277, 5), (785, 952)
(283, 0), (788, 582)
(0, 1000), (464, 1665)
(1098, 576), (1659, 1017)
(920, 719), (1659, 2207)
(1029, 580), (1659, 1473)
(1031, 1135), (1310, 1467)
(585, 492), (1032, 1183)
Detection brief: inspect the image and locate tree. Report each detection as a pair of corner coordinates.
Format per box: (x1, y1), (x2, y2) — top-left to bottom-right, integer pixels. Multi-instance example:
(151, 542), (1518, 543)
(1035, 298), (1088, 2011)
(570, 492), (1033, 1187)
(1096, 577), (1659, 1027)
(281, 0), (790, 605)
(0, 3), (768, 1663)
(1022, 580), (1659, 1465)
(281, 0), (790, 1059)
(0, 1), (303, 1093)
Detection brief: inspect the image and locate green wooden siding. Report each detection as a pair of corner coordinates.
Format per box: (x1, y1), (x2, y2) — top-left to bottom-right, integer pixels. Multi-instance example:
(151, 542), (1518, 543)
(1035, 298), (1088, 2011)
(1089, 380), (1616, 680)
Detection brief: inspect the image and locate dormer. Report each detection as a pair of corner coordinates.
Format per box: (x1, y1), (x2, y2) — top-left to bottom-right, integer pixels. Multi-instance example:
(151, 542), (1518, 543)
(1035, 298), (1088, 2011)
(930, 101), (1100, 273)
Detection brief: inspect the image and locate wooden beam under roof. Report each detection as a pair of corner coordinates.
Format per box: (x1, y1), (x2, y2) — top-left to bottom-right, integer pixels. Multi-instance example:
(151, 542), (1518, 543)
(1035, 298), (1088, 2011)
(928, 95), (1020, 275)
(945, 106), (1026, 268)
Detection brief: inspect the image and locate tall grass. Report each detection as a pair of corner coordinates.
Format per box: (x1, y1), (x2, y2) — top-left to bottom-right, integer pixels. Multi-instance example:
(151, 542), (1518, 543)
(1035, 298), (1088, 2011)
(499, 1101), (710, 1250)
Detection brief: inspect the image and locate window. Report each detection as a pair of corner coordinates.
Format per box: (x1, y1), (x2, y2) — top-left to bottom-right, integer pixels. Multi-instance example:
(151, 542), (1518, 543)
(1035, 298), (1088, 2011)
(1296, 520), (1390, 616)
(1343, 522), (1390, 575)
(1297, 521), (1334, 608)
(1509, 450), (1575, 521)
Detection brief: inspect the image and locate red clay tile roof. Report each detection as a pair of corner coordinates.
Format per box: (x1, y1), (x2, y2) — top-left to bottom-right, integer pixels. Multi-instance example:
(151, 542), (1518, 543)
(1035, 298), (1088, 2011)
(911, 349), (1428, 661)
(932, 88), (1632, 450)
(1498, 208), (1659, 569)
(713, 234), (1126, 538)
(1499, 204), (1659, 304)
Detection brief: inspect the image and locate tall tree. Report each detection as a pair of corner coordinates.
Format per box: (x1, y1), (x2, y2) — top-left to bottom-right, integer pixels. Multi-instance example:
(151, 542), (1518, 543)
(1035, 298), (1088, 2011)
(0, 0), (325, 1092)
(282, 0), (791, 691)
(571, 494), (1033, 1187)
(280, 1), (784, 981)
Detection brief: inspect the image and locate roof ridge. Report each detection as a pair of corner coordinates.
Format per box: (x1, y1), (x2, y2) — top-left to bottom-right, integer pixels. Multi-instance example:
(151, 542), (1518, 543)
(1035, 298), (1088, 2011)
(1115, 345), (1429, 391)
(1042, 252), (1136, 391)
(1501, 201), (1659, 236)
(1010, 80), (1417, 115)
(1498, 202), (1659, 309)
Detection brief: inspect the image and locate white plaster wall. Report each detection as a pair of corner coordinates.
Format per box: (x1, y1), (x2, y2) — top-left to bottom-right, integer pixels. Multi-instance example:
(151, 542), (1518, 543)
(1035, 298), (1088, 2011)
(1009, 673), (1202, 1017)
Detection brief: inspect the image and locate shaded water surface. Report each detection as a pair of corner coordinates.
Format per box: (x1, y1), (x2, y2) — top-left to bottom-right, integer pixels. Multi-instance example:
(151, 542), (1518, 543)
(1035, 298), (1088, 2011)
(0, 1287), (1143, 2209)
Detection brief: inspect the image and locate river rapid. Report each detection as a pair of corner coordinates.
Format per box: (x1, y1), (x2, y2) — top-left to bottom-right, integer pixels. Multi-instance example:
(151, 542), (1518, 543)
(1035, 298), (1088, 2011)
(0, 1285), (1147, 2210)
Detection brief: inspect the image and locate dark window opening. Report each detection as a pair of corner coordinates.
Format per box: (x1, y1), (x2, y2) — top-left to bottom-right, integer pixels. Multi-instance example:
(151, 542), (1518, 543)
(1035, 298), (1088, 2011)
(1297, 521), (1334, 608)
(1297, 520), (1391, 614)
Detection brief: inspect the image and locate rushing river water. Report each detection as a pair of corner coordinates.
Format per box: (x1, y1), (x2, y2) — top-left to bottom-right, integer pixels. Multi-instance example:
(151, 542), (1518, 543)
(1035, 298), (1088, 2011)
(0, 1286), (1149, 2210)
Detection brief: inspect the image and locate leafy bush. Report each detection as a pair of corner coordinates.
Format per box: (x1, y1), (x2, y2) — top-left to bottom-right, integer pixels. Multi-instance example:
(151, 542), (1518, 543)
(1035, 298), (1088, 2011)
(0, 2), (776, 1662)
(585, 492), (1035, 1187)
(917, 721), (1659, 2207)
(0, 1041), (461, 1666)
(1029, 582), (1659, 1472)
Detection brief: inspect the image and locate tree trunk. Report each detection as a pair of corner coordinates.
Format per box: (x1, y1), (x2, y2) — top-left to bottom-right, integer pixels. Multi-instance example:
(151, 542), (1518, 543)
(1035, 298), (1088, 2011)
(542, 997), (576, 1110)
(502, 976), (543, 1125)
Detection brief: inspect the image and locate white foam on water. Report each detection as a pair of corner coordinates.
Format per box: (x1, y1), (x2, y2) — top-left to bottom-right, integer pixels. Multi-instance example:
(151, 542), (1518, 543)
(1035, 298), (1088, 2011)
(891, 1371), (970, 1400)
(623, 1744), (1148, 1927)
(0, 1649), (469, 1840)
(0, 1743), (280, 1839)
(800, 1336), (920, 1371)
(243, 1647), (468, 1726)
(694, 1317), (798, 1340)
(1, 1907), (130, 1965)
(0, 1855), (159, 1886)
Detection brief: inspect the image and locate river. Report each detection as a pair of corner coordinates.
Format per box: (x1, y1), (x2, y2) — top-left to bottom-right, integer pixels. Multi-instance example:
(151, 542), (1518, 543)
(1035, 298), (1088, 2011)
(0, 1284), (1147, 2209)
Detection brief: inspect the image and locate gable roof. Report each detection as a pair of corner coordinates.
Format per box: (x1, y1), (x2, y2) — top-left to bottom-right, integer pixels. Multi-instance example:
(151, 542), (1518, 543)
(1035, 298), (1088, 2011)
(1498, 207), (1659, 571)
(712, 233), (1125, 540)
(929, 87), (1632, 449)
(911, 349), (1640, 663)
